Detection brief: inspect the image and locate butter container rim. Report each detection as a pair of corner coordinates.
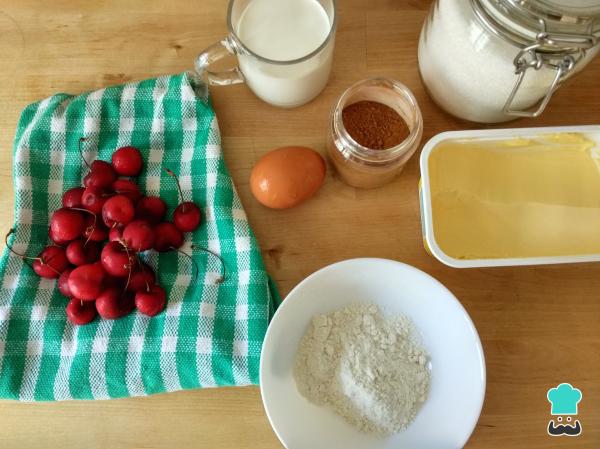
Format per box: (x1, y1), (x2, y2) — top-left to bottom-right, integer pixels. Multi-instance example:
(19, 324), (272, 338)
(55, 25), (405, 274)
(419, 124), (600, 268)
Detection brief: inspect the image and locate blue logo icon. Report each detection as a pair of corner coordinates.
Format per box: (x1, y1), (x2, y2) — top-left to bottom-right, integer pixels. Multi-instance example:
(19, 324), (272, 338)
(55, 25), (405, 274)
(547, 383), (582, 437)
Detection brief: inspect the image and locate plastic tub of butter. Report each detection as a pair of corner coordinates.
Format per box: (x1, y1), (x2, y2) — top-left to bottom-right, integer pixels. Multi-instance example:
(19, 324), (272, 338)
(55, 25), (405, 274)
(419, 125), (600, 268)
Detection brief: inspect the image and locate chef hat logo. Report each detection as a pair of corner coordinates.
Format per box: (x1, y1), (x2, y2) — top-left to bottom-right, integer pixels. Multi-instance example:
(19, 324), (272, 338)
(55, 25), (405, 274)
(547, 383), (582, 415)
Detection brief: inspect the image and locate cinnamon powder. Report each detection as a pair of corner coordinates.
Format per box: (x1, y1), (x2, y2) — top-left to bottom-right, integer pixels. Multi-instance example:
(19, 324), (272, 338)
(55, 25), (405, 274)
(342, 100), (410, 150)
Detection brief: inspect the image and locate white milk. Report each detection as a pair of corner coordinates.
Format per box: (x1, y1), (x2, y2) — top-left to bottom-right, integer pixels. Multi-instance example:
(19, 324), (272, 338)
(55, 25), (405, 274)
(236, 0), (334, 107)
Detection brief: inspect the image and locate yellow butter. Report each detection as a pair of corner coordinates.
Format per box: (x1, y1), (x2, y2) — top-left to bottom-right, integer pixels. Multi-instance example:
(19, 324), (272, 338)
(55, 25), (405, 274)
(428, 133), (600, 259)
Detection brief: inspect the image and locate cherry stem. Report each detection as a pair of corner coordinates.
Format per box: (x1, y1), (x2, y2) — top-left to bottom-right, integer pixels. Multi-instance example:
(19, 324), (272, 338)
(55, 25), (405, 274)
(70, 207), (96, 217)
(170, 246), (199, 280)
(5, 229), (64, 276)
(137, 255), (151, 292)
(164, 168), (186, 210)
(79, 137), (91, 169)
(198, 247), (226, 284)
(71, 207), (97, 246)
(43, 262), (64, 277)
(120, 241), (133, 295)
(4, 229), (39, 262)
(187, 245), (227, 284)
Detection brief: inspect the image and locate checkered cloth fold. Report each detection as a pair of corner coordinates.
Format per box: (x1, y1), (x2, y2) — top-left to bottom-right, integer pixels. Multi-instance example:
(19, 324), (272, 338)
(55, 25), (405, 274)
(0, 73), (278, 400)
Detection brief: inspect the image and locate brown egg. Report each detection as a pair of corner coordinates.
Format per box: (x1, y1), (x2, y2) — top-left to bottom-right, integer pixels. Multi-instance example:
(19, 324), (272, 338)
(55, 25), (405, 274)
(250, 146), (326, 209)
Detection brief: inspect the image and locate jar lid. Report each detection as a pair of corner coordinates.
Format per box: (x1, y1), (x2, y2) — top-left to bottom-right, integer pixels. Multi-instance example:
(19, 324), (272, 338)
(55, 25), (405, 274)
(473, 0), (600, 50)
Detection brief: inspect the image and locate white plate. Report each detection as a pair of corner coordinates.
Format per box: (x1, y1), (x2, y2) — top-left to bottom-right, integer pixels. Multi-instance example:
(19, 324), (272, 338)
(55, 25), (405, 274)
(260, 258), (485, 449)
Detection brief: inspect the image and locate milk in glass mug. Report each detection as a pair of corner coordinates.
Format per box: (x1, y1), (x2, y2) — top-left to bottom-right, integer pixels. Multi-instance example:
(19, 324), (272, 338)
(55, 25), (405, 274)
(195, 0), (337, 108)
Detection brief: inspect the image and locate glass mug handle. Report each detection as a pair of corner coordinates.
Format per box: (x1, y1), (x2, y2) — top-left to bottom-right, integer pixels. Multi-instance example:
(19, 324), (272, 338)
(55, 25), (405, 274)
(194, 38), (245, 86)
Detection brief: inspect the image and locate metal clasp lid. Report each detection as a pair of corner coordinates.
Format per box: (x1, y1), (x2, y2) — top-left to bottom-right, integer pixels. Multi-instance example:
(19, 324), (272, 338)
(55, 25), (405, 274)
(503, 19), (598, 118)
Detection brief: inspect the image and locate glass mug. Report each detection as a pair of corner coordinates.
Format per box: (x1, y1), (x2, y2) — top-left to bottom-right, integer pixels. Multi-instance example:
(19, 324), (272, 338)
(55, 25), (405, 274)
(195, 0), (337, 108)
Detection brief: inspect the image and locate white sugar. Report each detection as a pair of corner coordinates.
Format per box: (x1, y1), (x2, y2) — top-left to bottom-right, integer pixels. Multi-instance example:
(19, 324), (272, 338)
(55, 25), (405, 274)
(418, 0), (578, 123)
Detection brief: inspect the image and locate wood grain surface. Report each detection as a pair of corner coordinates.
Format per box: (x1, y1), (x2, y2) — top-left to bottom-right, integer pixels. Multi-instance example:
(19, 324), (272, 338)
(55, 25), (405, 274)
(1, 1), (599, 448)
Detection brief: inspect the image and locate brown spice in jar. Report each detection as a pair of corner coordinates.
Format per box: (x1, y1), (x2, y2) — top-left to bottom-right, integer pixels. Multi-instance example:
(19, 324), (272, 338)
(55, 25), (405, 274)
(342, 100), (410, 150)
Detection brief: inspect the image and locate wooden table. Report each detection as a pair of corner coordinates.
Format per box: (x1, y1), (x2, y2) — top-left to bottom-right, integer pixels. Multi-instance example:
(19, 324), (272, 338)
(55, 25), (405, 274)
(1, 1), (599, 448)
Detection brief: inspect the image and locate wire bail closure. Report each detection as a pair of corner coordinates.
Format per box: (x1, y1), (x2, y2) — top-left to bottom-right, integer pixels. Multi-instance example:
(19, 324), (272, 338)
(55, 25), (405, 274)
(503, 19), (597, 118)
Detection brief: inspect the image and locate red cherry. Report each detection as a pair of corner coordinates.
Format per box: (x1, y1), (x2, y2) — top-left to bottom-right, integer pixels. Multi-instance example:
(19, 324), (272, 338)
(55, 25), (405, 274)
(135, 196), (166, 224)
(83, 160), (117, 189)
(68, 262), (106, 301)
(58, 268), (73, 297)
(112, 146), (143, 177)
(122, 220), (155, 252)
(153, 222), (184, 252)
(102, 194), (135, 228)
(62, 187), (85, 208)
(82, 214), (109, 242)
(95, 287), (135, 319)
(173, 202), (202, 232)
(165, 168), (203, 233)
(50, 208), (85, 243)
(49, 227), (71, 246)
(104, 275), (125, 291)
(32, 246), (70, 279)
(100, 241), (136, 277)
(135, 285), (166, 316)
(112, 178), (142, 202)
(127, 263), (156, 292)
(81, 187), (107, 215)
(4, 231), (69, 278)
(108, 226), (124, 242)
(66, 298), (97, 325)
(66, 239), (100, 266)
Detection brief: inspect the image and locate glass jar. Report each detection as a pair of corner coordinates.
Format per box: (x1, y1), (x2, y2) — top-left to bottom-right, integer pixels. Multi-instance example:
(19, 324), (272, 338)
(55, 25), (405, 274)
(418, 0), (600, 123)
(328, 78), (423, 189)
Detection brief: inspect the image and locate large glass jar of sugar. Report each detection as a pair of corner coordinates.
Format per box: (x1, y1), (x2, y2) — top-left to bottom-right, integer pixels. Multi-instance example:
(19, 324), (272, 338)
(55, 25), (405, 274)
(418, 0), (600, 123)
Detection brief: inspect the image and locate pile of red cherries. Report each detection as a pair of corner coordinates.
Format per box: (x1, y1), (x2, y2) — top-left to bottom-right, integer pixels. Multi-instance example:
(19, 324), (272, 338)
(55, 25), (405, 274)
(7, 139), (207, 325)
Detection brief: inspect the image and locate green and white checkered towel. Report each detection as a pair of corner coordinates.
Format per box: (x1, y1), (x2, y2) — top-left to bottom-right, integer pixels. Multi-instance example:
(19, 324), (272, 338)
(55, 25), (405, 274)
(0, 72), (279, 401)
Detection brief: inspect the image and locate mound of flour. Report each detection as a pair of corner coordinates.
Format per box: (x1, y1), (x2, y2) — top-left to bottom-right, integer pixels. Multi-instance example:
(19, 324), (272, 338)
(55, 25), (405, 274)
(294, 303), (430, 435)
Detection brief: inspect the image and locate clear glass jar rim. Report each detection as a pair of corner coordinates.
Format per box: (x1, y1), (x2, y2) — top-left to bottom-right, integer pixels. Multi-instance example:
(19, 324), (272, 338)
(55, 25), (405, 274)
(226, 0), (337, 65)
(471, 0), (600, 49)
(332, 77), (423, 164)
(502, 0), (600, 18)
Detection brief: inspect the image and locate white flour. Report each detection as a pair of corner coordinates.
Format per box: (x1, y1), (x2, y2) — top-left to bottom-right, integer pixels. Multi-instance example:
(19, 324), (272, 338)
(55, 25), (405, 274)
(294, 303), (430, 435)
